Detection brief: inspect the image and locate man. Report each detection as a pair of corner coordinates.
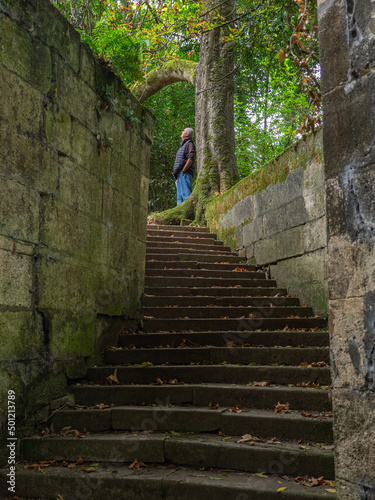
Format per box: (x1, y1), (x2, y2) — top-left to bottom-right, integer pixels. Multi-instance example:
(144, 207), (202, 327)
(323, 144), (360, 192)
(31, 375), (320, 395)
(172, 128), (196, 205)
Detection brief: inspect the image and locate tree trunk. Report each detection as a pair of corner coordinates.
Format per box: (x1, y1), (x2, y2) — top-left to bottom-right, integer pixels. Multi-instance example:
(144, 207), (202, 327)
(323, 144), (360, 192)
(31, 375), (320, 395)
(134, 0), (239, 224)
(195, 0), (239, 204)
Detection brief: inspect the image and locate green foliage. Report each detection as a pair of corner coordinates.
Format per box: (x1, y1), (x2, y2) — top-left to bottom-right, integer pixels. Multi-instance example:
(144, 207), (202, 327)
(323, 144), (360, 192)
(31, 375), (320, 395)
(147, 82), (195, 212)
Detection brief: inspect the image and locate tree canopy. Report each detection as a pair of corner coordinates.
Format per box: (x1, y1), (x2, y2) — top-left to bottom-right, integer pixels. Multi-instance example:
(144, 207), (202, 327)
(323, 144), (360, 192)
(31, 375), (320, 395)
(54, 0), (320, 215)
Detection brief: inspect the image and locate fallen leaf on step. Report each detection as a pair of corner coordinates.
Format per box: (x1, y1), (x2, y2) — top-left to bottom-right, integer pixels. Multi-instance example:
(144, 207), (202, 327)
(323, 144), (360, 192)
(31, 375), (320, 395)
(95, 403), (110, 409)
(208, 402), (220, 410)
(248, 381), (268, 387)
(106, 368), (119, 385)
(229, 404), (242, 413)
(277, 487), (287, 492)
(129, 459), (146, 470)
(273, 402), (290, 413)
(168, 379), (184, 385)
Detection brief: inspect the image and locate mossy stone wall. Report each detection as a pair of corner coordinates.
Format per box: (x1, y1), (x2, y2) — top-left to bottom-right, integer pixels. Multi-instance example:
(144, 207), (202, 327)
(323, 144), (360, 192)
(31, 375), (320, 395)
(206, 130), (328, 314)
(0, 0), (154, 460)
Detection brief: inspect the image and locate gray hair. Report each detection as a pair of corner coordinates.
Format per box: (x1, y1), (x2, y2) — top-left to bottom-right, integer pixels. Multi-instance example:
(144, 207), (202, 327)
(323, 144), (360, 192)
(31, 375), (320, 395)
(185, 128), (194, 138)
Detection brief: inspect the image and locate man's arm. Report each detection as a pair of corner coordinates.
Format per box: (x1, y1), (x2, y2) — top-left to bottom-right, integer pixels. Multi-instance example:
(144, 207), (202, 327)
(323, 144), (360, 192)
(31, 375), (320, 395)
(181, 142), (195, 172)
(181, 158), (193, 172)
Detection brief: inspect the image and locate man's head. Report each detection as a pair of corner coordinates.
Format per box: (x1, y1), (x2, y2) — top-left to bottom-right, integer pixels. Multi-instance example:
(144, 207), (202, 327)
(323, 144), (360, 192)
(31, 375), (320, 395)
(181, 128), (194, 140)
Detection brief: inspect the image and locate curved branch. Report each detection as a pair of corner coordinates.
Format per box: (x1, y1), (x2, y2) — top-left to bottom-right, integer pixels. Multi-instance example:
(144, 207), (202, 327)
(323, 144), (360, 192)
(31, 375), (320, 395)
(132, 60), (198, 103)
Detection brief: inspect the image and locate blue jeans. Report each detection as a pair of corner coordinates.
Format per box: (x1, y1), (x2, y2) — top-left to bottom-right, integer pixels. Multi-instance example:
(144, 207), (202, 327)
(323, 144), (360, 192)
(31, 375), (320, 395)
(176, 173), (193, 205)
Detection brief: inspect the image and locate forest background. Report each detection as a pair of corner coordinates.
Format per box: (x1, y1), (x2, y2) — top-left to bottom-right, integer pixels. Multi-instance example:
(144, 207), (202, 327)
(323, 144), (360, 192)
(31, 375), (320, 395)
(54, 0), (320, 214)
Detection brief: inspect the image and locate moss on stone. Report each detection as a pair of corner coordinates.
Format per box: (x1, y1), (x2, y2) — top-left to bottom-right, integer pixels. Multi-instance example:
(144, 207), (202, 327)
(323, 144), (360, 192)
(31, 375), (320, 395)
(206, 130), (323, 227)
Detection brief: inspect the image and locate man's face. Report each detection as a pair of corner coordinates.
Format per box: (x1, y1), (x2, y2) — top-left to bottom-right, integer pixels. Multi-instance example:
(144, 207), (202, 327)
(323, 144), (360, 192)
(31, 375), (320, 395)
(181, 129), (189, 140)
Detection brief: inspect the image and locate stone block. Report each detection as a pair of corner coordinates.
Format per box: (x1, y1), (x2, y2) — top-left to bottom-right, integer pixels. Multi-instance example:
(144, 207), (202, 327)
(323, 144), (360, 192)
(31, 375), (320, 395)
(281, 166), (304, 203)
(0, 0), (35, 29)
(242, 217), (263, 245)
(333, 388), (375, 497)
(303, 161), (325, 191)
(49, 312), (96, 358)
(102, 185), (132, 232)
(79, 41), (96, 89)
(98, 110), (129, 158)
(0, 120), (59, 193)
(276, 226), (304, 260)
(318, 0), (350, 95)
(285, 197), (308, 229)
(52, 55), (98, 130)
(327, 236), (375, 300)
(40, 200), (107, 265)
(107, 229), (129, 269)
(0, 66), (43, 136)
(303, 187), (326, 222)
(57, 158), (102, 219)
(71, 121), (111, 181)
(127, 270), (145, 319)
(111, 154), (134, 198)
(325, 178), (347, 237)
(0, 176), (40, 243)
(126, 236), (146, 275)
(329, 297), (367, 389)
(232, 196), (254, 225)
(0, 311), (44, 360)
(322, 77), (375, 179)
(45, 105), (72, 156)
(94, 316), (127, 363)
(262, 206), (287, 237)
(0, 14), (52, 92)
(34, 0), (81, 73)
(0, 235), (34, 256)
(37, 250), (95, 312)
(132, 204), (148, 242)
(0, 248), (33, 308)
(304, 217), (327, 253)
(253, 236), (277, 265)
(219, 207), (235, 229)
(93, 267), (130, 316)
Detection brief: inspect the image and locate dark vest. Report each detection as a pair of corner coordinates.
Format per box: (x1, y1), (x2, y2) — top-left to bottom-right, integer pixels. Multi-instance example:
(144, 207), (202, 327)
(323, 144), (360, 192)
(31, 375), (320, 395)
(173, 139), (195, 178)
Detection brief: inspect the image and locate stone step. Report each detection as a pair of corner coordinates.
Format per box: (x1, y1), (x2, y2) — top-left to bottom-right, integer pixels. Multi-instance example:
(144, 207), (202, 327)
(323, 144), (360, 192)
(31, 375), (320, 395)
(103, 346), (329, 366)
(86, 365), (331, 386)
(21, 433), (335, 478)
(145, 261), (257, 271)
(144, 276), (277, 288)
(143, 306), (314, 319)
(50, 406), (333, 443)
(147, 224), (210, 233)
(144, 286), (288, 297)
(71, 383), (332, 412)
(118, 331), (330, 348)
(142, 317), (326, 333)
(145, 268), (266, 279)
(147, 235), (222, 246)
(147, 241), (232, 252)
(144, 296), (300, 307)
(8, 466), (336, 500)
(146, 253), (244, 262)
(146, 247), (236, 256)
(147, 228), (217, 239)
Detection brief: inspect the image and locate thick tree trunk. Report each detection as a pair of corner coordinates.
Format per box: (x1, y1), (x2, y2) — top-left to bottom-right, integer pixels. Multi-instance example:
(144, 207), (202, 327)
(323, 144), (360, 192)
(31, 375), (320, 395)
(195, 0), (239, 201)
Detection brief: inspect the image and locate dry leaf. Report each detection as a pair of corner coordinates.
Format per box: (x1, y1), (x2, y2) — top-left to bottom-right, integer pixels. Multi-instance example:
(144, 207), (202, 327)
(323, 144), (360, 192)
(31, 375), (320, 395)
(208, 403), (220, 410)
(274, 402), (290, 413)
(129, 459), (146, 470)
(229, 404), (242, 413)
(277, 486), (287, 492)
(106, 368), (120, 385)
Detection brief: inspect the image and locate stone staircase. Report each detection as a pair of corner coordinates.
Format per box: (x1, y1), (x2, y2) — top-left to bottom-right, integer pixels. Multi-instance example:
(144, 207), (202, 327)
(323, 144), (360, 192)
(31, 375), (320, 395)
(12, 224), (335, 499)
